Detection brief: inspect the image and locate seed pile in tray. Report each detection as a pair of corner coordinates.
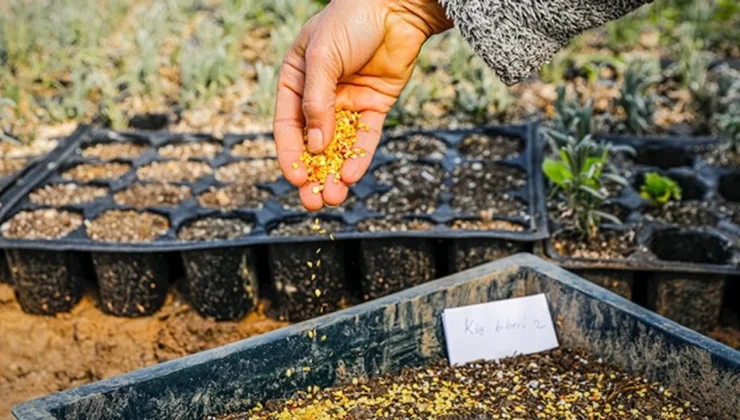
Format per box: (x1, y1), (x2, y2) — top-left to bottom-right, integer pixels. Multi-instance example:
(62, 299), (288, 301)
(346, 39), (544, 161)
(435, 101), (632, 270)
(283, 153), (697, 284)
(0, 139), (60, 193)
(0, 125), (546, 250)
(545, 135), (740, 273)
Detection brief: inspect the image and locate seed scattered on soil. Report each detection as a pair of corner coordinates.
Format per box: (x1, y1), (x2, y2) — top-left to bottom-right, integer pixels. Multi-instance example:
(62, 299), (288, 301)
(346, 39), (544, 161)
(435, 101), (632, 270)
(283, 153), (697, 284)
(137, 161), (212, 183)
(279, 190), (355, 212)
(215, 159), (281, 184)
(231, 138), (277, 158)
(113, 183), (192, 208)
(62, 162), (132, 182)
(450, 218), (524, 231)
(356, 217), (435, 232)
(0, 158), (27, 177)
(270, 218), (344, 237)
(223, 348), (703, 420)
(86, 210), (169, 243)
(366, 161), (445, 215)
(1, 209), (82, 240)
(29, 183), (108, 206)
(157, 142), (222, 160)
(197, 183), (272, 209)
(380, 135), (446, 160)
(300, 109), (369, 186)
(178, 217), (253, 241)
(451, 162), (528, 219)
(0, 139), (58, 159)
(458, 134), (523, 160)
(553, 229), (637, 260)
(81, 142), (148, 160)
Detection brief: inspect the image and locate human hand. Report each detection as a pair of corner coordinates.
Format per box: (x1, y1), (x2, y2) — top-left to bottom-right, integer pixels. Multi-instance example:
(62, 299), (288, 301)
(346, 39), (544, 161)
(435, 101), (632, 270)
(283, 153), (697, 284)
(273, 0), (452, 211)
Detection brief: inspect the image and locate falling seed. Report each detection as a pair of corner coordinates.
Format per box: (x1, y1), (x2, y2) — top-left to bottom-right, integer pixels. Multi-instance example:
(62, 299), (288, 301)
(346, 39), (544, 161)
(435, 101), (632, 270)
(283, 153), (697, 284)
(286, 369), (293, 377)
(311, 224), (320, 231)
(321, 335), (327, 341)
(307, 261), (313, 268)
(319, 229), (327, 234)
(311, 273), (317, 281)
(315, 289), (322, 297)
(316, 248), (321, 254)
(329, 233), (335, 241)
(316, 259), (321, 267)
(291, 162), (299, 170)
(303, 367), (311, 373)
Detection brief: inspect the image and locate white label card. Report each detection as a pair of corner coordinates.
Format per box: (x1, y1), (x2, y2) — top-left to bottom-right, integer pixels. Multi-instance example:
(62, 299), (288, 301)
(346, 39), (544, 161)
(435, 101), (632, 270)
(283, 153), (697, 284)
(442, 294), (559, 366)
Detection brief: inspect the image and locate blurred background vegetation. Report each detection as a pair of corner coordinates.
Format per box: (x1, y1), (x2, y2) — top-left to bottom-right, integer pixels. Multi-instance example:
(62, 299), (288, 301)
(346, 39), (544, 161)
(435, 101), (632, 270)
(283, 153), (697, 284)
(0, 0), (738, 145)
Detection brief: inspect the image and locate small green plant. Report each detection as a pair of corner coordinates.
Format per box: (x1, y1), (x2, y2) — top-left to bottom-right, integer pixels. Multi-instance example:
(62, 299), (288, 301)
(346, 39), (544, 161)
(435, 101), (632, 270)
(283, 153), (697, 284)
(454, 67), (512, 124)
(639, 172), (682, 206)
(615, 60), (661, 135)
(543, 135), (626, 239)
(550, 86), (594, 146)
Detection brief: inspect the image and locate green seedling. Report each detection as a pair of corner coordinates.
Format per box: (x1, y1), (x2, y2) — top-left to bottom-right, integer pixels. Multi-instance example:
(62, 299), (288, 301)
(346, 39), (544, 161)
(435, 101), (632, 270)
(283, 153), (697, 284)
(549, 85), (594, 147)
(455, 66), (512, 124)
(615, 60), (661, 135)
(639, 172), (682, 206)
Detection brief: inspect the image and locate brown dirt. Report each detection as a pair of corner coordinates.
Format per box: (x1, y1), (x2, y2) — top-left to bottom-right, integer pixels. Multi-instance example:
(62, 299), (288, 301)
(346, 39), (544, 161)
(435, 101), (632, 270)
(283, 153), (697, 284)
(552, 229), (637, 260)
(137, 161), (213, 183)
(0, 158), (27, 177)
(29, 183), (109, 206)
(215, 159), (282, 184)
(197, 184), (272, 210)
(231, 138), (277, 159)
(643, 201), (718, 228)
(450, 162), (528, 219)
(457, 134), (523, 161)
(61, 162), (132, 182)
(379, 135), (446, 160)
(0, 140), (58, 159)
(269, 218), (344, 237)
(0, 284), (287, 418)
(0, 209), (83, 240)
(85, 210), (169, 242)
(81, 142), (148, 161)
(157, 142), (222, 160)
(278, 191), (356, 213)
(366, 161), (446, 215)
(178, 217), (253, 241)
(356, 218), (435, 232)
(450, 218), (524, 231)
(113, 183), (192, 208)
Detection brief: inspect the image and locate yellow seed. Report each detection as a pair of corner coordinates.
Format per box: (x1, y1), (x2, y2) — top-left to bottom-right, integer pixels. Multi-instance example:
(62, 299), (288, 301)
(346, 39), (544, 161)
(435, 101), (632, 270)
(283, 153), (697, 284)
(321, 335), (327, 341)
(286, 369), (293, 377)
(291, 162), (299, 170)
(316, 259), (321, 267)
(312, 186), (321, 194)
(315, 289), (322, 297)
(329, 233), (335, 241)
(316, 248), (321, 254)
(307, 261), (313, 268)
(303, 366), (311, 372)
(319, 229), (327, 234)
(311, 224), (320, 231)
(311, 274), (317, 281)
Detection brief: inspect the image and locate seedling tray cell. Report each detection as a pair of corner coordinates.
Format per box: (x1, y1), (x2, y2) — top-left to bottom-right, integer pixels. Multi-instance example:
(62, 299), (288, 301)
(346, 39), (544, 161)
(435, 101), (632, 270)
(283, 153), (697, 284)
(12, 254), (740, 420)
(540, 132), (740, 332)
(0, 124), (547, 319)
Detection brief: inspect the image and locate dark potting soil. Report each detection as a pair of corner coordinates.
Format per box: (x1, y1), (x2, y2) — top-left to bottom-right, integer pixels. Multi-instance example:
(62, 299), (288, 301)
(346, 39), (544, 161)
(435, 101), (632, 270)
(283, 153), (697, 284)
(215, 159), (282, 184)
(703, 147), (740, 168)
(450, 162), (527, 219)
(356, 217), (435, 232)
(643, 201), (718, 228)
(113, 183), (192, 208)
(198, 183), (272, 210)
(450, 218), (524, 231)
(81, 142), (147, 161)
(269, 218), (345, 237)
(715, 201), (740, 226)
(61, 162), (132, 182)
(29, 183), (108, 206)
(218, 348), (705, 420)
(552, 229), (637, 260)
(0, 158), (27, 176)
(178, 217), (253, 241)
(457, 134), (523, 161)
(0, 209), (83, 240)
(136, 161), (212, 183)
(366, 161), (446, 215)
(279, 190), (356, 213)
(231, 138), (277, 158)
(85, 210), (169, 242)
(379, 134), (446, 160)
(157, 142), (222, 160)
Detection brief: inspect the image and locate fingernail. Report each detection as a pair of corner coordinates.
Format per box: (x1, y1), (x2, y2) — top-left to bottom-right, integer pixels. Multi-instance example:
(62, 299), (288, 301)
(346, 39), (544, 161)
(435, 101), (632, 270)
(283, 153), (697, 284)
(307, 128), (323, 153)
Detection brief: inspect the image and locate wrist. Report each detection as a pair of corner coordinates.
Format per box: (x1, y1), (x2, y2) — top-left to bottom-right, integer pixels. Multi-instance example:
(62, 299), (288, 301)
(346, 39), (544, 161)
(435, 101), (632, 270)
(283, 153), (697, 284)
(390, 0), (454, 36)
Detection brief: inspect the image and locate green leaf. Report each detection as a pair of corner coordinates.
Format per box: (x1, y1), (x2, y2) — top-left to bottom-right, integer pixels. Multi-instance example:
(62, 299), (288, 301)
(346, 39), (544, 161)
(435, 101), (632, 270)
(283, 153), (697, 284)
(543, 158), (572, 187)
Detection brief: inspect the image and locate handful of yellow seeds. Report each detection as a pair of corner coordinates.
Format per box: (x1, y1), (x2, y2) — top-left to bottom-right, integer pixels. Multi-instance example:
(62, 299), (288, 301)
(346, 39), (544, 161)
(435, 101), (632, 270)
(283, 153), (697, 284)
(297, 109), (369, 194)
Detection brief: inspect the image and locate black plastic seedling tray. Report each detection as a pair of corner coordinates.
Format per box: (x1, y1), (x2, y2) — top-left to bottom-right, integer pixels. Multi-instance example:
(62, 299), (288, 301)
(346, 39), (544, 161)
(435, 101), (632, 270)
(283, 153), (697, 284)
(540, 132), (740, 332)
(12, 254), (740, 420)
(0, 124), (547, 321)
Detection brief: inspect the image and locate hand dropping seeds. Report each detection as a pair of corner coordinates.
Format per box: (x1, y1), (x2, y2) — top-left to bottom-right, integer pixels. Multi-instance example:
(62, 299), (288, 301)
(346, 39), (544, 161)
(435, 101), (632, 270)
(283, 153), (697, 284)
(298, 109), (369, 193)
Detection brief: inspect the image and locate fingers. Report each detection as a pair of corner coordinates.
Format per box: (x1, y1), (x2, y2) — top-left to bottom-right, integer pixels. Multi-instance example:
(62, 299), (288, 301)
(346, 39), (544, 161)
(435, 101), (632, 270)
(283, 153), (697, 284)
(302, 42), (341, 153)
(341, 111), (386, 185)
(322, 174), (349, 207)
(299, 182), (324, 211)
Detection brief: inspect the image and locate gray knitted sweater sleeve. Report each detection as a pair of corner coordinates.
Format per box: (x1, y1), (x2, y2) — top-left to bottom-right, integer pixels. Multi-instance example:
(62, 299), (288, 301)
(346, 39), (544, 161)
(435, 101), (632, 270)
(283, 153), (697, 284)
(437, 0), (652, 85)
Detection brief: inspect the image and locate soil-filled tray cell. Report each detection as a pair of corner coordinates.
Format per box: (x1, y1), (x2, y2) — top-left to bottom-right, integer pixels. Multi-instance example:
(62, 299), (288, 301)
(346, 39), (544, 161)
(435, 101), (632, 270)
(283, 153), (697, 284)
(197, 183), (272, 210)
(61, 162), (132, 183)
(157, 141), (222, 161)
(571, 269), (634, 300)
(379, 134), (446, 160)
(648, 272), (726, 333)
(113, 183), (192, 208)
(355, 217), (435, 233)
(6, 249), (85, 315)
(178, 217), (258, 320)
(448, 218), (524, 231)
(551, 229), (637, 260)
(278, 190), (357, 213)
(647, 229), (734, 265)
(0, 158), (27, 177)
(29, 183), (109, 207)
(230, 137), (277, 159)
(86, 210), (169, 243)
(92, 252), (170, 317)
(136, 161), (212, 183)
(1, 209), (83, 240)
(81, 142), (148, 161)
(366, 161), (446, 215)
(450, 162), (528, 219)
(457, 133), (524, 161)
(449, 238), (530, 271)
(214, 159), (281, 184)
(633, 146), (697, 169)
(358, 238), (435, 301)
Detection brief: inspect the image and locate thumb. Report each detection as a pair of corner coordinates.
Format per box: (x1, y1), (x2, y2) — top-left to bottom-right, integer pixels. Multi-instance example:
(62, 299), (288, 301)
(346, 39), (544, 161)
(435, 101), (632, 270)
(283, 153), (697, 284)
(302, 44), (340, 153)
